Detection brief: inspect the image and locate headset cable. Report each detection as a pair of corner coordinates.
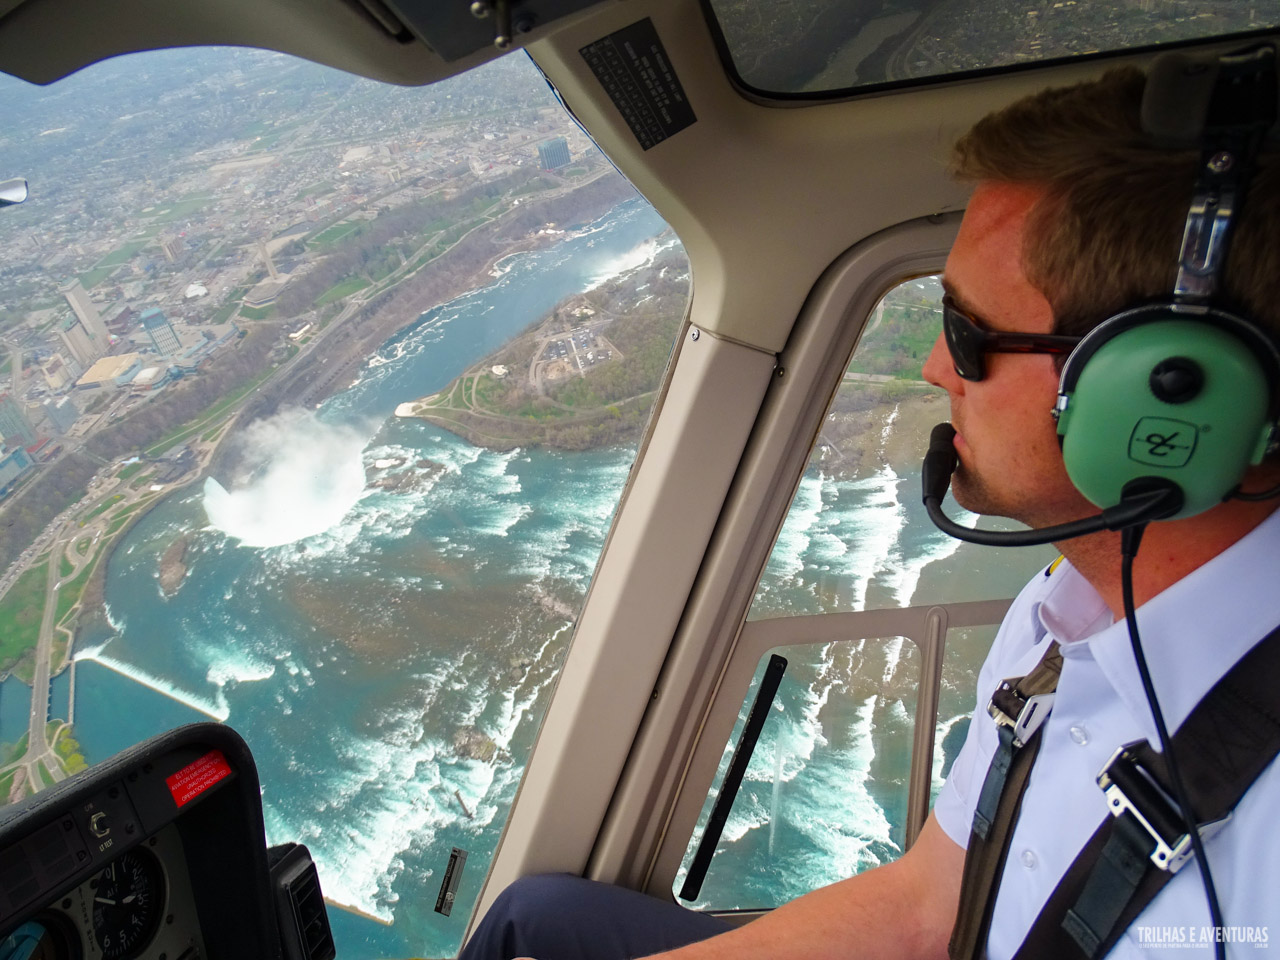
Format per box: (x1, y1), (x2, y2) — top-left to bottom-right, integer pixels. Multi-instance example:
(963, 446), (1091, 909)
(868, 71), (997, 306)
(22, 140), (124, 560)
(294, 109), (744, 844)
(1121, 524), (1227, 960)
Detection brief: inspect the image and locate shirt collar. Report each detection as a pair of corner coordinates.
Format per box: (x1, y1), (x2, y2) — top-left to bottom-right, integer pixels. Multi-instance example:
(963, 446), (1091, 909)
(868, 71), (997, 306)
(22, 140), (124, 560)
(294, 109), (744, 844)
(1037, 507), (1280, 745)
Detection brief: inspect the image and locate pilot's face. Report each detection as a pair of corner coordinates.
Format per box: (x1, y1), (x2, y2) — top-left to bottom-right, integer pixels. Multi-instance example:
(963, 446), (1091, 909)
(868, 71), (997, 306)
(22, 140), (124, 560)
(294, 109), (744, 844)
(922, 181), (1095, 528)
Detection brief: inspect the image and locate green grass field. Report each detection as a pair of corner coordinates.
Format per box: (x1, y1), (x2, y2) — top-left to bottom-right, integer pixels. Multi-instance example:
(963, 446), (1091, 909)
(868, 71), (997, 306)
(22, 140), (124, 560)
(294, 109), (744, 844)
(96, 239), (150, 267)
(297, 183), (337, 200)
(2, 734), (29, 766)
(59, 554), (73, 580)
(55, 560), (95, 627)
(50, 632), (70, 673)
(247, 126), (297, 151)
(82, 494), (124, 524)
(149, 196), (212, 224)
(0, 561), (48, 669)
(79, 265), (117, 290)
(211, 302), (240, 324)
(239, 305), (273, 320)
(310, 223), (361, 247)
(315, 277), (369, 306)
(117, 462), (145, 482)
(105, 513), (136, 538)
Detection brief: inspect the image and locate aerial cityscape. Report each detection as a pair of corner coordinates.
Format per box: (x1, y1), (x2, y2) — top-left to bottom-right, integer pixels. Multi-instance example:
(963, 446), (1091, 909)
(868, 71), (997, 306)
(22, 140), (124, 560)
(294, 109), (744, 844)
(0, 42), (714, 955)
(0, 46), (628, 789)
(4, 5), (1258, 954)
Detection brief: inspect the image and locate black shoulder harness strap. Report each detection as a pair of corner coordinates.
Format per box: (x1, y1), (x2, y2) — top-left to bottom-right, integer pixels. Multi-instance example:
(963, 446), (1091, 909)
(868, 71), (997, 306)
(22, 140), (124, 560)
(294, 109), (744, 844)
(950, 640), (1063, 960)
(950, 624), (1280, 960)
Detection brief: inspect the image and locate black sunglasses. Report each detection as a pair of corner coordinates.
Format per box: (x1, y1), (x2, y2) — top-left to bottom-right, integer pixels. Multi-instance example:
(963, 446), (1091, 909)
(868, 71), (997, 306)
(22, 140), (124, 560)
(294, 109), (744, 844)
(942, 295), (1083, 381)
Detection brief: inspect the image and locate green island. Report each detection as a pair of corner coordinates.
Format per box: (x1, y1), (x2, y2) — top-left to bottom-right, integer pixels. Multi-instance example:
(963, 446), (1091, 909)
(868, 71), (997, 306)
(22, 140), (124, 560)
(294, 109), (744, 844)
(404, 257), (947, 478)
(403, 243), (691, 450)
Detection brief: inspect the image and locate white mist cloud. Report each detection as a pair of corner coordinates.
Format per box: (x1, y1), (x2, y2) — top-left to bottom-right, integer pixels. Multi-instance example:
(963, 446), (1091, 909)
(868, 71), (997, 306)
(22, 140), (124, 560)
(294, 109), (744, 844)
(584, 237), (661, 291)
(203, 408), (373, 548)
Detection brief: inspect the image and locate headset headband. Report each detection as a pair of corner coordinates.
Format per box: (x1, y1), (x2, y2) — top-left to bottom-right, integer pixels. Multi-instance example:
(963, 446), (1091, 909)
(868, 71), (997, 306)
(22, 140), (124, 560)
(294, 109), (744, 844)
(1144, 44), (1277, 307)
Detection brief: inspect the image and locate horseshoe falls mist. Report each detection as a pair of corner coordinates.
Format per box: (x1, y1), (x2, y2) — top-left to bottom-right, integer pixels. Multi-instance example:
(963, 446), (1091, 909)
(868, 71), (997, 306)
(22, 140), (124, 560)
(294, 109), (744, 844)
(68, 198), (1037, 958)
(73, 199), (669, 958)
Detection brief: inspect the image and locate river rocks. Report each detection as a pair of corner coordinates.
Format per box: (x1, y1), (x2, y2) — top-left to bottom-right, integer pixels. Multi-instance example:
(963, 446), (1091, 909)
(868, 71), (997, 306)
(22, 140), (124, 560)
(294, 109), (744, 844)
(453, 727), (503, 763)
(157, 537), (189, 596)
(365, 458), (446, 494)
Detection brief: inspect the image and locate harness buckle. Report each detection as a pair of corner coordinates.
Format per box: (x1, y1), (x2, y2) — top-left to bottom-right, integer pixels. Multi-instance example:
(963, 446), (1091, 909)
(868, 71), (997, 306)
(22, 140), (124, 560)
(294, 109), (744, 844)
(988, 680), (1055, 749)
(1096, 743), (1230, 873)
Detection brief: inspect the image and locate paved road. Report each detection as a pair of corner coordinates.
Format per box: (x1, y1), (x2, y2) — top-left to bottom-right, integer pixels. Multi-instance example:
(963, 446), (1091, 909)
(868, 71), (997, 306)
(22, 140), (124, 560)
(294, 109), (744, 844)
(0, 480), (153, 798)
(2, 525), (71, 796)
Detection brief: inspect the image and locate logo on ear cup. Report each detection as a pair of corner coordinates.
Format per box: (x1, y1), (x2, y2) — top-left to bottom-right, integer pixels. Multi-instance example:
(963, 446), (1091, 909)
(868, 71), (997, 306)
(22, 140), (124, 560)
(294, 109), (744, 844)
(1128, 417), (1198, 466)
(1056, 312), (1275, 519)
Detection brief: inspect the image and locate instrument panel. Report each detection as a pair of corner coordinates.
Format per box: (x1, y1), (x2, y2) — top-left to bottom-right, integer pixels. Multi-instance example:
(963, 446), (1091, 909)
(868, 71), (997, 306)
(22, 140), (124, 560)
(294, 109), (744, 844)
(5, 825), (205, 960)
(0, 724), (332, 960)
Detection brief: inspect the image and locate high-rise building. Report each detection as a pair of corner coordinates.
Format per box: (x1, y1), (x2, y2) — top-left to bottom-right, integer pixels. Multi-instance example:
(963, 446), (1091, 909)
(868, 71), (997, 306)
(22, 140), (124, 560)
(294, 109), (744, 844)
(0, 393), (36, 447)
(58, 316), (105, 369)
(258, 240), (280, 280)
(59, 278), (110, 342)
(0, 447), (33, 497)
(42, 396), (80, 434)
(537, 137), (572, 171)
(142, 307), (181, 356)
(41, 353), (73, 391)
(161, 237), (184, 262)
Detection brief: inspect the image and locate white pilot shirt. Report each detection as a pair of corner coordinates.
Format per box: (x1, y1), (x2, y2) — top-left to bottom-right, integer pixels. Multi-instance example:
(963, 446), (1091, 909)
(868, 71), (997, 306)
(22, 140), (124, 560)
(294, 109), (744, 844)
(933, 506), (1280, 958)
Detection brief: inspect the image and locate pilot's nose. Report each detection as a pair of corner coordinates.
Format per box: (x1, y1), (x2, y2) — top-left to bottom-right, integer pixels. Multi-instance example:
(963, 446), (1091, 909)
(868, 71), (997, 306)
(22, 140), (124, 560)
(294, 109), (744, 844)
(922, 331), (962, 392)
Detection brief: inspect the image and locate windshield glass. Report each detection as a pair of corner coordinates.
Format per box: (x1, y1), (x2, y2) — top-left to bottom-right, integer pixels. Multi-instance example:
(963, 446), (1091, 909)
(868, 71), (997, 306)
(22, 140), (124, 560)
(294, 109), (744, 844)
(706, 0), (1280, 95)
(0, 48), (687, 958)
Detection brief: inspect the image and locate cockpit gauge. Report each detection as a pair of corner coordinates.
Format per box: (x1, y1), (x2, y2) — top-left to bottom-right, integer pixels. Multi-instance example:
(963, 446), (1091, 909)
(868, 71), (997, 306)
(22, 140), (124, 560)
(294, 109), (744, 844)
(0, 725), (333, 960)
(0, 913), (80, 960)
(89, 848), (165, 960)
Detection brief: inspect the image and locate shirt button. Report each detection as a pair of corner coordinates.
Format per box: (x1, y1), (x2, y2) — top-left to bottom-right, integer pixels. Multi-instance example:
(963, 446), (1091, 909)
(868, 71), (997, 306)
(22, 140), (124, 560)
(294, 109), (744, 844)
(1021, 849), (1038, 870)
(1069, 724), (1090, 745)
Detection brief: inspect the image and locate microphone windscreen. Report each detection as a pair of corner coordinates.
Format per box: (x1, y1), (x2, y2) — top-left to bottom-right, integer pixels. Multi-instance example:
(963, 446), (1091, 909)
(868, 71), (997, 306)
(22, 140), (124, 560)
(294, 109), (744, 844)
(922, 423), (959, 504)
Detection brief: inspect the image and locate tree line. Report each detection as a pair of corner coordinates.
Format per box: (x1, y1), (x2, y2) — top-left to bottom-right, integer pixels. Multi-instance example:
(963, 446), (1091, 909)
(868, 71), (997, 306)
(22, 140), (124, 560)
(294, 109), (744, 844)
(0, 327), (278, 570)
(273, 169), (546, 318)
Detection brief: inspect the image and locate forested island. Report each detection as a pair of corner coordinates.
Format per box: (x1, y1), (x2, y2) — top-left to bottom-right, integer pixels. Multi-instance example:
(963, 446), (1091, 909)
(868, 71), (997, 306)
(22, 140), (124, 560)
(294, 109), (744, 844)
(400, 256), (946, 479)
(399, 242), (690, 450)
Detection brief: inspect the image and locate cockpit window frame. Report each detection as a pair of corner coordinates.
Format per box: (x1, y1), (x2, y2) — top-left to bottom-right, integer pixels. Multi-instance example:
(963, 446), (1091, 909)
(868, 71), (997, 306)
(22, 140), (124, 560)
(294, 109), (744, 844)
(694, 0), (1280, 106)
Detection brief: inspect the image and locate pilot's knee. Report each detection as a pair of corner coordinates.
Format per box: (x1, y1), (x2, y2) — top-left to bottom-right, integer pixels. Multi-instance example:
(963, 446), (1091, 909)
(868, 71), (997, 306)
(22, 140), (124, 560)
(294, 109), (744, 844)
(462, 873), (583, 960)
(488, 873), (582, 926)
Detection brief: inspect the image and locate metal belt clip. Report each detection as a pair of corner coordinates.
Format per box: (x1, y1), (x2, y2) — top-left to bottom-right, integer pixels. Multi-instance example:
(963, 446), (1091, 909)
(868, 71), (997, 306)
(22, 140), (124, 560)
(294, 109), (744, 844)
(1097, 743), (1230, 873)
(988, 680), (1055, 749)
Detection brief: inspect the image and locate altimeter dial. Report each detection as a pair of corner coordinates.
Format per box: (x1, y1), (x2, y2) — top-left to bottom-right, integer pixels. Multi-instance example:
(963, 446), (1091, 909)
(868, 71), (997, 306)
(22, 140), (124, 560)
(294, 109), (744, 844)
(90, 847), (165, 960)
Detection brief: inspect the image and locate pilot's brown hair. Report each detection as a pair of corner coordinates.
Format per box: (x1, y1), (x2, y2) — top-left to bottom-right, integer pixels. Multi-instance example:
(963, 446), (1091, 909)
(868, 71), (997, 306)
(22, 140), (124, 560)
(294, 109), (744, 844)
(952, 65), (1280, 340)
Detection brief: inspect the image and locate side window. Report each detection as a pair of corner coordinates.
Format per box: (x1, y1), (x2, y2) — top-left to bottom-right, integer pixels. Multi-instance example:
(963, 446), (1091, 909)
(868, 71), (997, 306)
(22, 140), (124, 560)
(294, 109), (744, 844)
(932, 625), (998, 804)
(678, 636), (920, 910)
(0, 49), (688, 959)
(675, 277), (1052, 910)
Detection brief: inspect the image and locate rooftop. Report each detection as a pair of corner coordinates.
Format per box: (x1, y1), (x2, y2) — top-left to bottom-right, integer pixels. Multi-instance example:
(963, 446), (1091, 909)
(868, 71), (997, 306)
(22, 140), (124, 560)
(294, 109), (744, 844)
(77, 352), (142, 386)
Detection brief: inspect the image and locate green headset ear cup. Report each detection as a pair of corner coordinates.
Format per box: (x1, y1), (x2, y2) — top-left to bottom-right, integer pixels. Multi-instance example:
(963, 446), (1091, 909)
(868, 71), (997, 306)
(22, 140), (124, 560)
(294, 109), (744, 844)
(1056, 319), (1274, 519)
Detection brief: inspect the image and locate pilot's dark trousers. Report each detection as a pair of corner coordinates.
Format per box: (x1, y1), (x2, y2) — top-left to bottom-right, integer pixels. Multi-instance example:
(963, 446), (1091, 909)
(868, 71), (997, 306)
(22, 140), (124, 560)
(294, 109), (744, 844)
(458, 874), (733, 960)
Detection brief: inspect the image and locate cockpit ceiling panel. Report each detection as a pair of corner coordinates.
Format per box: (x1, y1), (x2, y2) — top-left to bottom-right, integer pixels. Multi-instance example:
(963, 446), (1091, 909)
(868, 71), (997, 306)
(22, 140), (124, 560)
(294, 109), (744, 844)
(706, 0), (1280, 97)
(0, 0), (612, 85)
(381, 0), (610, 62)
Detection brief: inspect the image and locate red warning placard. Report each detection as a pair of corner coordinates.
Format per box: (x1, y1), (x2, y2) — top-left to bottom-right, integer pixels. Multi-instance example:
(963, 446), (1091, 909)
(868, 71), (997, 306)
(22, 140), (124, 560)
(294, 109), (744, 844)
(166, 749), (232, 808)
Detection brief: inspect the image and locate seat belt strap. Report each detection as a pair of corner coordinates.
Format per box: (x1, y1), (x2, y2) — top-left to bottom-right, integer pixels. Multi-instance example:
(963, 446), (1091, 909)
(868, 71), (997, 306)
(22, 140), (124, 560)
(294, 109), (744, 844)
(949, 640), (1063, 960)
(1011, 623), (1280, 960)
